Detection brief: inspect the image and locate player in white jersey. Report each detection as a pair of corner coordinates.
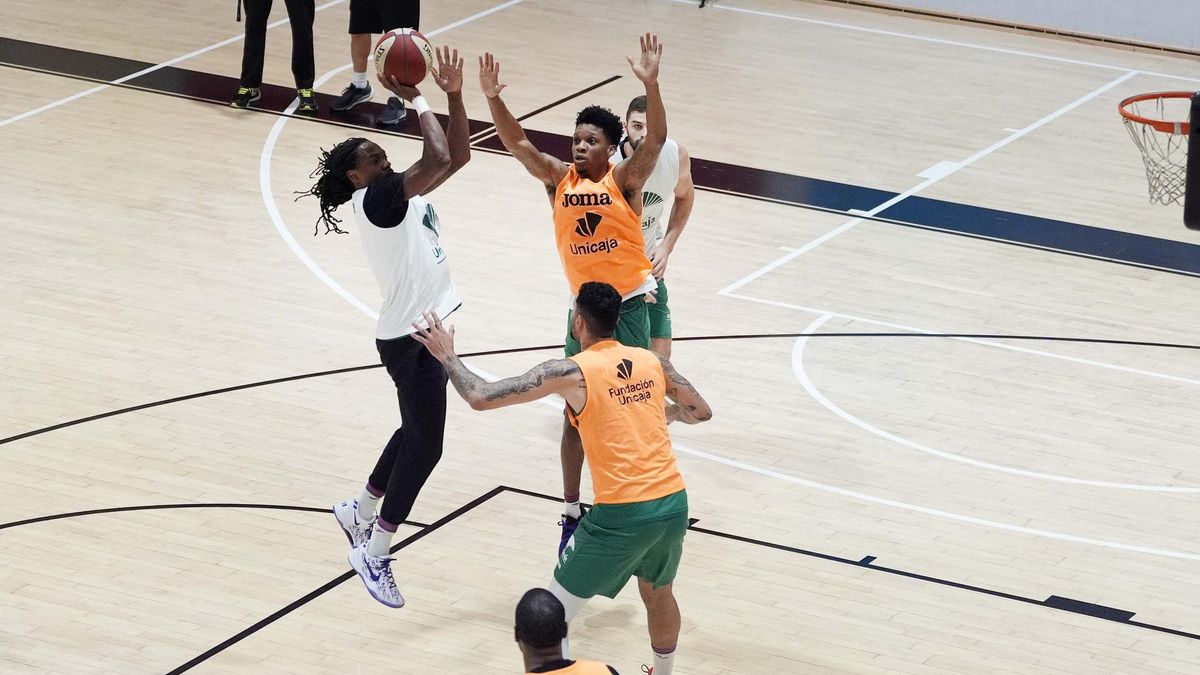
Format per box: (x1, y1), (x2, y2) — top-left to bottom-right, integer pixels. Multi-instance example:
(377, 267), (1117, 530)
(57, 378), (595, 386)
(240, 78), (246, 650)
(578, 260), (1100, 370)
(296, 47), (470, 608)
(613, 95), (695, 358)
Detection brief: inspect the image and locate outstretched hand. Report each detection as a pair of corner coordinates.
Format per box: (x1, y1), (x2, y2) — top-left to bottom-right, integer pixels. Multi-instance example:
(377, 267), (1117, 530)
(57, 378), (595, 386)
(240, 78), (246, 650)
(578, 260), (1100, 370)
(478, 52), (507, 98)
(432, 46), (464, 94)
(410, 311), (457, 363)
(627, 33), (663, 84)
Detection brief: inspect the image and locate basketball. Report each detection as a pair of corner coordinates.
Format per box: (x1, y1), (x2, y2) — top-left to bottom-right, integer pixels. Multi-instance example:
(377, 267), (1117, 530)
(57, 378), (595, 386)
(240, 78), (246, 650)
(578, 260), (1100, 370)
(373, 28), (434, 86)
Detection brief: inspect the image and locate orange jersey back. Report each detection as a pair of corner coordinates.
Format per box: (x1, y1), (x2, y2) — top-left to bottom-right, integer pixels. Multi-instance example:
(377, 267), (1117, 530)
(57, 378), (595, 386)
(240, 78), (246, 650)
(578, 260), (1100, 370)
(525, 660), (613, 675)
(567, 341), (685, 504)
(553, 165), (653, 297)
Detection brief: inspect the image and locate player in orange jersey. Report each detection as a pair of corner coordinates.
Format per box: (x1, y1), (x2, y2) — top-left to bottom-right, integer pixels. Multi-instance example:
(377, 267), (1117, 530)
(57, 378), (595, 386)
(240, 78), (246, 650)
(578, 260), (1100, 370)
(413, 281), (711, 675)
(478, 34), (670, 554)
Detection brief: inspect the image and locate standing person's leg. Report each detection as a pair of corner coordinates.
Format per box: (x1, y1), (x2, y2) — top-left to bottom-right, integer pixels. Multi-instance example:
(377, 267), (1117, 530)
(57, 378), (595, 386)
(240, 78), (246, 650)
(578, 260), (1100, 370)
(332, 0), (378, 111)
(637, 580), (681, 675)
(283, 0), (317, 110)
(233, 0), (273, 107)
(375, 0), (422, 125)
(648, 278), (672, 358)
(633, 500), (689, 675)
(558, 309), (586, 553)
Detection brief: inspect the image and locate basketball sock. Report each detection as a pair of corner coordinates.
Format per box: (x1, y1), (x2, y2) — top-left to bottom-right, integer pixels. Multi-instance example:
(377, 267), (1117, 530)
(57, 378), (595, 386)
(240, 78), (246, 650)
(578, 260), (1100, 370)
(367, 519), (397, 557)
(564, 494), (582, 519)
(651, 646), (676, 675)
(358, 486), (382, 521)
(352, 71), (369, 88)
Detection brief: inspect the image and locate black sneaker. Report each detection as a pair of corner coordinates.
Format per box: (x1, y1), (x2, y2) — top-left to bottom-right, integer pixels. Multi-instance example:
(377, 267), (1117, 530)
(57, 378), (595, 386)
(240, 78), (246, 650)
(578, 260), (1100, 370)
(558, 507), (586, 556)
(332, 82), (372, 111)
(297, 88), (317, 113)
(230, 86), (261, 109)
(379, 96), (406, 126)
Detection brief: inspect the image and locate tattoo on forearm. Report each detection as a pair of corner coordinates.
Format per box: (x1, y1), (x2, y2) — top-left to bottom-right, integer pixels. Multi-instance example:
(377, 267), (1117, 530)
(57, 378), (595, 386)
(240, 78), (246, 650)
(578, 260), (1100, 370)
(482, 359), (579, 402)
(445, 356), (486, 400)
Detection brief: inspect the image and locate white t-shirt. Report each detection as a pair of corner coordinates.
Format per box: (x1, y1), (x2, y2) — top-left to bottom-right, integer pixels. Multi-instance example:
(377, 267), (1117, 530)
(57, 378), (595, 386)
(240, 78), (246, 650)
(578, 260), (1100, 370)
(352, 175), (461, 340)
(613, 137), (680, 255)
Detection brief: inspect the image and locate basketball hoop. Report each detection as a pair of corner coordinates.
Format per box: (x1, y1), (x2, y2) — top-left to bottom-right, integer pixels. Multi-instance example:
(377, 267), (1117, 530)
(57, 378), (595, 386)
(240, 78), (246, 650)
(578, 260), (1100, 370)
(1119, 91), (1192, 205)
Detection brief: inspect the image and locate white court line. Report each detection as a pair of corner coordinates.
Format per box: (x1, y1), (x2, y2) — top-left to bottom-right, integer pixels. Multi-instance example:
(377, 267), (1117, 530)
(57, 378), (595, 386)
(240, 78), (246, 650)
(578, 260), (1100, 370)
(0, 0), (348, 129)
(257, 0), (1200, 562)
(792, 315), (1200, 492)
(672, 0), (1200, 83)
(717, 69), (1140, 296)
(725, 290), (1200, 388)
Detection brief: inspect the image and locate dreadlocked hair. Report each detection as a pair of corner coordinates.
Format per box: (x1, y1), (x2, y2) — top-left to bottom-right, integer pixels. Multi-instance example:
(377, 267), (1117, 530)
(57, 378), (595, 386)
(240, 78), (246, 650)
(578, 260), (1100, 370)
(294, 137), (366, 235)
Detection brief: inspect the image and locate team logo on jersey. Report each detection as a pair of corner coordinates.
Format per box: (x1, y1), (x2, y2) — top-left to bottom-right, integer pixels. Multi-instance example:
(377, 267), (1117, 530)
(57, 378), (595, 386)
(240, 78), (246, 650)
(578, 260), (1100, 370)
(422, 203), (441, 234)
(642, 191), (664, 208)
(574, 211), (602, 238)
(616, 359), (634, 380)
(569, 211), (619, 255)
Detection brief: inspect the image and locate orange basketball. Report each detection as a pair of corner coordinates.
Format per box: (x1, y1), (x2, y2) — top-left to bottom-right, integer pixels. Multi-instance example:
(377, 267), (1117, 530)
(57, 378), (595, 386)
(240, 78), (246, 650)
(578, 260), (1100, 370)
(373, 28), (434, 86)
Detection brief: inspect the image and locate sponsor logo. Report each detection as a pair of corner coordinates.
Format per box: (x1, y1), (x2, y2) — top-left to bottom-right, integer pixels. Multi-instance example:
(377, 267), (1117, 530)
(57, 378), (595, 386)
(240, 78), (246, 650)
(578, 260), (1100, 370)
(562, 192), (613, 208)
(569, 212), (619, 255)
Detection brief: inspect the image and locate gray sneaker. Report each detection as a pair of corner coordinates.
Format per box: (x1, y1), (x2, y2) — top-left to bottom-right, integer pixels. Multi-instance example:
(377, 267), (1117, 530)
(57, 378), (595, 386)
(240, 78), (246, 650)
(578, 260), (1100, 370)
(332, 82), (372, 111)
(379, 97), (407, 125)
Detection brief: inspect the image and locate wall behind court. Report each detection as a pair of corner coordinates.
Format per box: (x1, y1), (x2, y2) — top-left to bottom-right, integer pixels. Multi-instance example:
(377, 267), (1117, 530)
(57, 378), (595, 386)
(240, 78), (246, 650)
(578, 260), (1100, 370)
(856, 1), (1200, 52)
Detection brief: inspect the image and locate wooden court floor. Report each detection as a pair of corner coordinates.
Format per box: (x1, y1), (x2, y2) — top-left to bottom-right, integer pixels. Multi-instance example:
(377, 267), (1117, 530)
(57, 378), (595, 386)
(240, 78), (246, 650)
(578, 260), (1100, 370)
(4, 0), (1200, 672)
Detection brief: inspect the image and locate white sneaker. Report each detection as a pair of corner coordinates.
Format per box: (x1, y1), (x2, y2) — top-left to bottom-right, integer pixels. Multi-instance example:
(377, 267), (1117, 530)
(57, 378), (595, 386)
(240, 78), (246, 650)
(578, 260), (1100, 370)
(332, 500), (373, 548)
(348, 544), (405, 608)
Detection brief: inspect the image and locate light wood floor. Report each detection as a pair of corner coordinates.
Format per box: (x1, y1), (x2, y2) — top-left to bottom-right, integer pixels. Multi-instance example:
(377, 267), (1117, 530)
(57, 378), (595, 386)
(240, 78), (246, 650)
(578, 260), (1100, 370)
(3, 0), (1200, 673)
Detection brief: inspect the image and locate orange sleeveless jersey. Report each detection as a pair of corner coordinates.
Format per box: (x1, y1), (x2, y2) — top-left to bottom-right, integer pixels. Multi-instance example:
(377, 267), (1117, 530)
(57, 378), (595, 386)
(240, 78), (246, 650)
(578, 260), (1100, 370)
(553, 165), (652, 296)
(567, 341), (685, 504)
(525, 660), (613, 675)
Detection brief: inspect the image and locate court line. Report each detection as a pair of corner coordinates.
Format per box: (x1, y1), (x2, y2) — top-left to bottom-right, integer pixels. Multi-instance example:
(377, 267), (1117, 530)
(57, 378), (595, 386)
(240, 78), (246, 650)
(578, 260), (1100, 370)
(723, 291), (1200, 388)
(791, 314), (1200, 492)
(0, 0), (348, 129)
(167, 486), (507, 673)
(674, 0), (1200, 83)
(0, 503), (429, 531)
(717, 69), (1141, 296)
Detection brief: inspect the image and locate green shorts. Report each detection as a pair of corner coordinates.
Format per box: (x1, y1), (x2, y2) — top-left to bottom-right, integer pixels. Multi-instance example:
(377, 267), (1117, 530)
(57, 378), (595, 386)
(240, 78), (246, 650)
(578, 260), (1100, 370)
(554, 490), (688, 599)
(648, 278), (671, 340)
(564, 294), (651, 357)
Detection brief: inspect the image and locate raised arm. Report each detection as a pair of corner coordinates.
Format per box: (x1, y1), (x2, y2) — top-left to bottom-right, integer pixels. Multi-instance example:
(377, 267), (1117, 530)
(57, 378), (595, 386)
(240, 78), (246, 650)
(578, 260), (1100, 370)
(649, 143), (694, 279)
(614, 34), (666, 197)
(479, 52), (567, 195)
(424, 46), (470, 195)
(410, 311), (586, 411)
(657, 354), (712, 424)
(377, 76), (451, 199)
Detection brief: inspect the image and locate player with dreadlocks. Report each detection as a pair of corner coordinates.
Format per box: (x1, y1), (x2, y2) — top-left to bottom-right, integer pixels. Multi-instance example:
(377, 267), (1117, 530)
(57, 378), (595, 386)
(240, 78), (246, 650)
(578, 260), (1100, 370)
(298, 46), (471, 609)
(478, 34), (671, 558)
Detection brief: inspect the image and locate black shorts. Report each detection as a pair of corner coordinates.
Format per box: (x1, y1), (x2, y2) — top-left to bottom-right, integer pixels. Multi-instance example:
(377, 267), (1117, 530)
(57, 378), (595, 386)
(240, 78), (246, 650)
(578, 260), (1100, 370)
(349, 0), (420, 34)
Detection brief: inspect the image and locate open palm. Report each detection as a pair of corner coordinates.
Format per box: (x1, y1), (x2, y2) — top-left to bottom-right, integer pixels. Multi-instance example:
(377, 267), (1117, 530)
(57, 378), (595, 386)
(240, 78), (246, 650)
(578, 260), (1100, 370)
(627, 33), (663, 84)
(432, 46), (464, 93)
(478, 52), (507, 98)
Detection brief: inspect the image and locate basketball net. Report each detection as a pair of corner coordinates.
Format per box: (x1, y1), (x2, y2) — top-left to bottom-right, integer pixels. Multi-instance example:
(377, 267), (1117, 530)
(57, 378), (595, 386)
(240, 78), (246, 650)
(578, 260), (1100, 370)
(1121, 95), (1189, 206)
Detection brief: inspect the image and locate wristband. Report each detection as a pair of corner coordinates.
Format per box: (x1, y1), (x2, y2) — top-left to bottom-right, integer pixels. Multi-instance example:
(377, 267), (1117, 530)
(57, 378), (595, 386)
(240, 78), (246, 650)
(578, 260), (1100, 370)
(412, 96), (431, 116)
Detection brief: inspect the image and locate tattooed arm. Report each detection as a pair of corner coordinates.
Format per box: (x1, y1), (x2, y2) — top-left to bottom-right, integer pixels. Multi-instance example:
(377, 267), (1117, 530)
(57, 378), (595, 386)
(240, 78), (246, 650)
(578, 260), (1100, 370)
(444, 356), (583, 411)
(656, 354), (712, 424)
(410, 311), (586, 411)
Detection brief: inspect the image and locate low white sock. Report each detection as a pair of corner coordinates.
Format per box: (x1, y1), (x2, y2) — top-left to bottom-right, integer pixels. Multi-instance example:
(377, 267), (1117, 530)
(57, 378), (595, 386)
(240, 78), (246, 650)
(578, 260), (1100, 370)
(367, 521), (395, 557)
(352, 71), (368, 88)
(652, 646), (676, 675)
(357, 488), (380, 521)
(564, 497), (582, 520)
